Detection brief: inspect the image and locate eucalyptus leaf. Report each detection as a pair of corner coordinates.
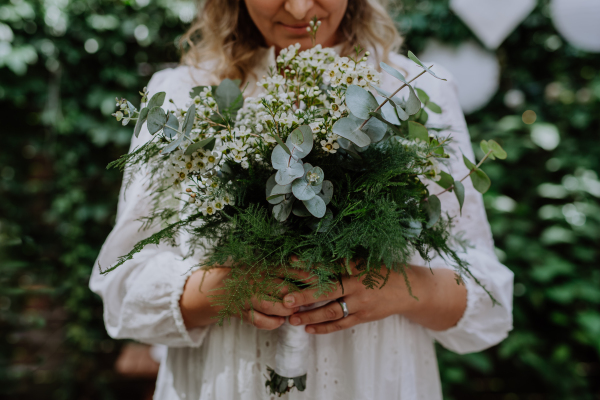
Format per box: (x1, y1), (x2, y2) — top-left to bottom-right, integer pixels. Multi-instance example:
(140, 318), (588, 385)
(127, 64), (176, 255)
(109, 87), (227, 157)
(362, 115), (387, 143)
(272, 135), (291, 156)
(163, 113), (179, 139)
(147, 106), (167, 135)
(480, 140), (492, 158)
(133, 107), (148, 138)
(292, 178), (317, 201)
(292, 202), (312, 217)
(380, 62), (408, 84)
(182, 104), (196, 137)
(408, 121), (429, 142)
(369, 112), (402, 136)
(266, 193), (285, 204)
(275, 161), (305, 185)
(271, 144), (295, 170)
(266, 174), (277, 198)
(463, 155), (491, 193)
(303, 195), (326, 218)
(320, 180), (333, 205)
(273, 198), (294, 222)
(215, 78), (243, 114)
(271, 182), (293, 196)
(427, 101), (442, 114)
(418, 109), (429, 125)
(405, 219), (423, 238)
(416, 88), (430, 104)
(332, 116), (371, 147)
(286, 125), (313, 157)
(424, 194), (441, 228)
(437, 171), (455, 189)
(345, 85), (379, 120)
(307, 166), (324, 186)
(488, 140), (507, 159)
(405, 86), (422, 115)
(407, 51), (447, 81)
(147, 92), (166, 109)
(162, 134), (184, 155)
(454, 180), (465, 215)
(372, 85), (409, 121)
(184, 137), (216, 155)
(375, 97), (400, 125)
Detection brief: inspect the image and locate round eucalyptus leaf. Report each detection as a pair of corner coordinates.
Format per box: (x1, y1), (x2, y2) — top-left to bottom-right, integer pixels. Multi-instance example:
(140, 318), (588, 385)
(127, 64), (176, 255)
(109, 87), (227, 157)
(416, 88), (430, 104)
(320, 180), (333, 205)
(162, 134), (184, 155)
(292, 202), (312, 217)
(405, 85), (422, 115)
(424, 194), (441, 228)
(273, 198), (294, 222)
(362, 117), (387, 143)
(163, 113), (179, 139)
(405, 219), (423, 238)
(133, 107), (149, 138)
(307, 166), (324, 186)
(332, 116), (371, 148)
(147, 91), (166, 109)
(266, 174), (277, 198)
(292, 178), (317, 201)
(345, 85), (379, 120)
(271, 144), (294, 170)
(488, 139), (507, 159)
(376, 97), (401, 125)
(463, 155), (491, 193)
(266, 193), (285, 205)
(302, 163), (313, 174)
(275, 161), (305, 185)
(286, 125), (313, 157)
(303, 195), (326, 218)
(147, 106), (167, 134)
(215, 78), (243, 114)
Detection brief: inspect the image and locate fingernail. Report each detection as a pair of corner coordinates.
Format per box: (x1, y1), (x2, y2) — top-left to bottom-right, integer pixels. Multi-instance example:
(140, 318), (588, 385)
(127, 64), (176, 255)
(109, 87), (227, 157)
(293, 307), (300, 313)
(290, 316), (300, 326)
(306, 327), (315, 334)
(284, 295), (295, 306)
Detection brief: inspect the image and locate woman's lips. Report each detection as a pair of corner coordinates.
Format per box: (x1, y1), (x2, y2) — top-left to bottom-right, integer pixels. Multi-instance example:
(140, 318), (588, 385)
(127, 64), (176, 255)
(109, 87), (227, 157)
(278, 22), (312, 35)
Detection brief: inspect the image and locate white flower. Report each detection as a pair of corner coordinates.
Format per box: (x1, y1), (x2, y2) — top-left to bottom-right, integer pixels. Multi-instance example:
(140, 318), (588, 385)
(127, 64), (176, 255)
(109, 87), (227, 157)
(321, 138), (340, 154)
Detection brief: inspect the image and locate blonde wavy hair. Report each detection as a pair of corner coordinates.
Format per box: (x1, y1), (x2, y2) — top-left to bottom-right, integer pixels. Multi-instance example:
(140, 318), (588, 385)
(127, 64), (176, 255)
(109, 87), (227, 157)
(179, 0), (403, 84)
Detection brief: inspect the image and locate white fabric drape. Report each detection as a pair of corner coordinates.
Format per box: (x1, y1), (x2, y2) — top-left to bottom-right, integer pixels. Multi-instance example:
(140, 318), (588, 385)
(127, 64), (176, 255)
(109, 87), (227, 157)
(89, 46), (513, 400)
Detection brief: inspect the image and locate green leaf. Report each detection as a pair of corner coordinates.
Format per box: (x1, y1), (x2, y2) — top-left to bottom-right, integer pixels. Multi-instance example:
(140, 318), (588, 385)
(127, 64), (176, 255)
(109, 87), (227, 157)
(407, 51), (447, 81)
(303, 195), (326, 218)
(273, 198), (294, 221)
(162, 134), (184, 155)
(332, 116), (371, 147)
(271, 144), (294, 170)
(265, 174), (277, 199)
(361, 116), (387, 143)
(416, 88), (430, 103)
(163, 113), (179, 139)
(275, 161), (305, 185)
(463, 155), (491, 193)
(488, 139), (508, 159)
(308, 166), (324, 186)
(320, 180), (333, 205)
(454, 180), (465, 215)
(372, 85), (409, 121)
(272, 135), (291, 156)
(147, 106), (167, 134)
(369, 112), (402, 136)
(182, 104), (196, 137)
(189, 85), (215, 98)
(286, 125), (313, 157)
(408, 121), (429, 142)
(405, 219), (423, 238)
(427, 101), (442, 114)
(424, 194), (441, 228)
(345, 84), (379, 120)
(437, 171), (454, 189)
(133, 107), (148, 138)
(374, 97), (400, 125)
(405, 86), (421, 115)
(266, 193), (285, 203)
(418, 109), (429, 125)
(184, 137), (216, 155)
(215, 79), (243, 114)
(267, 183), (292, 204)
(292, 202), (312, 217)
(380, 62), (408, 84)
(147, 91), (166, 109)
(292, 178), (317, 200)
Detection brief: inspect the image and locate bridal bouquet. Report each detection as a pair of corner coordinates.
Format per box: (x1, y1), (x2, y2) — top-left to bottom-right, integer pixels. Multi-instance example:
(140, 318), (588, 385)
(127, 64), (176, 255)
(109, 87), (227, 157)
(104, 24), (507, 395)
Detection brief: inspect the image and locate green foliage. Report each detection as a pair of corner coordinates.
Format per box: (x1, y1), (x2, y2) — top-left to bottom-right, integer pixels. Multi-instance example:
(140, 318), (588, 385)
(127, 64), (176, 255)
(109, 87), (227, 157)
(0, 0), (598, 399)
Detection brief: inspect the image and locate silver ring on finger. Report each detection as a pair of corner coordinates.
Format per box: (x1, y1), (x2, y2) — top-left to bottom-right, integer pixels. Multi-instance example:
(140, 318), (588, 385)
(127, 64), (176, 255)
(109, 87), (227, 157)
(337, 298), (349, 318)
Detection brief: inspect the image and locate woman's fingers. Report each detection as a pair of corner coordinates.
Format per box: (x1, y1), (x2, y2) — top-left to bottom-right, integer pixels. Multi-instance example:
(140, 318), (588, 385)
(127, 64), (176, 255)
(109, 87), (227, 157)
(282, 278), (355, 308)
(305, 315), (360, 334)
(288, 298), (348, 326)
(252, 295), (298, 317)
(242, 309), (285, 330)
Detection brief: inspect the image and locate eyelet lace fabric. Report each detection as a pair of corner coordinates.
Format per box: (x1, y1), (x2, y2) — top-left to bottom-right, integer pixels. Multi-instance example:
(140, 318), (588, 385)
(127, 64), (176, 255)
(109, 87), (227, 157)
(90, 47), (513, 400)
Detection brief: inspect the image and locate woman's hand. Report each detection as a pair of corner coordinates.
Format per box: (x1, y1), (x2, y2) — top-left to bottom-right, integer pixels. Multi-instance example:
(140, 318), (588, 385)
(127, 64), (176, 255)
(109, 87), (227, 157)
(283, 259), (468, 334)
(180, 268), (299, 331)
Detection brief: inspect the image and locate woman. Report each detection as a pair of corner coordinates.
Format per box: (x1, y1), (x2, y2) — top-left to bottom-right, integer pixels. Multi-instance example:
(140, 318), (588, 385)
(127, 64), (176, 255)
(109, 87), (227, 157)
(90, 0), (514, 398)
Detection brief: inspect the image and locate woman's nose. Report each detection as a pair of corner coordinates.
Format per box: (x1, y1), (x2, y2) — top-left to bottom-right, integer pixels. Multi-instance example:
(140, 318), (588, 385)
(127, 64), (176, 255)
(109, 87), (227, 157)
(284, 0), (315, 20)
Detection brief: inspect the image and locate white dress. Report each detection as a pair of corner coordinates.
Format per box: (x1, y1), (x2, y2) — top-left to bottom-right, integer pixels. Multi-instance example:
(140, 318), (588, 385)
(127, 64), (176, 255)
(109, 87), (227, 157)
(90, 46), (514, 400)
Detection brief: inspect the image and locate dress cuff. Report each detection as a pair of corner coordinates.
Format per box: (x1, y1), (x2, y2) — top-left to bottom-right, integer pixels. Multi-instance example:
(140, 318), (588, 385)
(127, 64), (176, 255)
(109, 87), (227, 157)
(170, 266), (210, 347)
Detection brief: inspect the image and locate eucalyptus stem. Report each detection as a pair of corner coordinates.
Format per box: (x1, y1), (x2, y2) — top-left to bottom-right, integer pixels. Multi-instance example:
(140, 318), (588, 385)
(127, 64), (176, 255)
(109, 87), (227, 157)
(434, 150), (494, 198)
(359, 65), (433, 130)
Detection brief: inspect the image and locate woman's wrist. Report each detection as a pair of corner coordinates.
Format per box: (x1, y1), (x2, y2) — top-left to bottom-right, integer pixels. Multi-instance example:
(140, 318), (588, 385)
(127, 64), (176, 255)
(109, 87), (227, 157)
(179, 268), (229, 329)
(395, 266), (468, 331)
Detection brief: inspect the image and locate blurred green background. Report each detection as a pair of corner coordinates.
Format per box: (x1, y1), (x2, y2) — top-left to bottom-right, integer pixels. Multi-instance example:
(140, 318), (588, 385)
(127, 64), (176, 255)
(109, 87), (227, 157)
(0, 0), (599, 399)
